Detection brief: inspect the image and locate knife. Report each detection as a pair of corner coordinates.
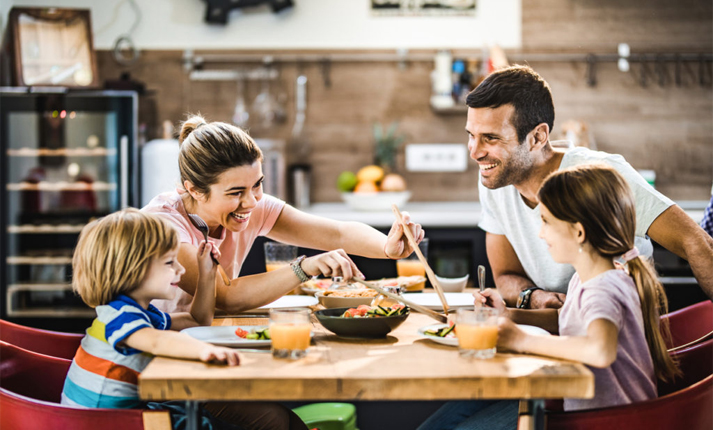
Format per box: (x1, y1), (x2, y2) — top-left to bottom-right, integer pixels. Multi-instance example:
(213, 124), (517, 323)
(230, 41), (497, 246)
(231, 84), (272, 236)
(352, 278), (448, 324)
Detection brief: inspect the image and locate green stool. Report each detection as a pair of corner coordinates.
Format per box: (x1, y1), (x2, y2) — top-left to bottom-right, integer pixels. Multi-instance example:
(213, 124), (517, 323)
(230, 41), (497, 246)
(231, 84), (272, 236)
(292, 402), (358, 430)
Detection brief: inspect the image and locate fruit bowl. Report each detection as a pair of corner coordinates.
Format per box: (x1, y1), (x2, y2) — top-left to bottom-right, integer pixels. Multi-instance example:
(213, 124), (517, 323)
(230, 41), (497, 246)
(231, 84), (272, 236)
(340, 191), (411, 212)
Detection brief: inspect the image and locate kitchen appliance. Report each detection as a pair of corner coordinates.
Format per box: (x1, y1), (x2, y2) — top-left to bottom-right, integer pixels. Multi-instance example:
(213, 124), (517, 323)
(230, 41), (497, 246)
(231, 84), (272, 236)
(254, 138), (286, 200)
(0, 89), (138, 330)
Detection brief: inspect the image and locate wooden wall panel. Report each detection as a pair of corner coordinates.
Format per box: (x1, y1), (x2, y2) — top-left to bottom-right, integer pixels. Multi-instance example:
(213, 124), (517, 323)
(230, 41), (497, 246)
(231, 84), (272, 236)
(96, 0), (712, 204)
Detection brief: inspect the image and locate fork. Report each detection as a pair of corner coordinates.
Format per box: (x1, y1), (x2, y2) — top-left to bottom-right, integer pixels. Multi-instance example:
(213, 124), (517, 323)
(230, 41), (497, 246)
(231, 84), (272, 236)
(187, 214), (231, 286)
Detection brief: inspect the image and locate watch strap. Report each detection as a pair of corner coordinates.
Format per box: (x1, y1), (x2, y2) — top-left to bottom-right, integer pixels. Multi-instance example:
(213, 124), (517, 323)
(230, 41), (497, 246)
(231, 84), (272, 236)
(517, 287), (542, 309)
(290, 255), (309, 283)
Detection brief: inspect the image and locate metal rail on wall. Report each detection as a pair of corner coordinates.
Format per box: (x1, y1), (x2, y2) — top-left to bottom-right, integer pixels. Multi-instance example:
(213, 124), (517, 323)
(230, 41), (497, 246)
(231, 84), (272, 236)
(182, 49), (713, 88)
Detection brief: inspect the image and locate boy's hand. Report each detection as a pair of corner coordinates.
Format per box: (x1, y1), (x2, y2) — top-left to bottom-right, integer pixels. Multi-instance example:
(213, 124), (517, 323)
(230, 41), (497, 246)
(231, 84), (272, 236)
(196, 241), (218, 275)
(199, 344), (241, 366)
(473, 288), (507, 314)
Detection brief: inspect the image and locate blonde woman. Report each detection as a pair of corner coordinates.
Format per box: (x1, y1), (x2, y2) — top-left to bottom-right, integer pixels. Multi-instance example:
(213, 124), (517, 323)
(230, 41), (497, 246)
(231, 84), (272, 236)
(143, 115), (424, 314)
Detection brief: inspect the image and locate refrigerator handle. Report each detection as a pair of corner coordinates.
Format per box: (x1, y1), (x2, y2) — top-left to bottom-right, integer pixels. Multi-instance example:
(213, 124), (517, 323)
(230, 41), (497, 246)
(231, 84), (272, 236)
(120, 135), (129, 208)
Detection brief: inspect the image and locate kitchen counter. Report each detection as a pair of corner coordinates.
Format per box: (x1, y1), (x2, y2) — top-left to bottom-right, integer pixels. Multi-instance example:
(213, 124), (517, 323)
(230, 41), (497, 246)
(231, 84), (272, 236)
(304, 201), (481, 228)
(304, 200), (708, 229)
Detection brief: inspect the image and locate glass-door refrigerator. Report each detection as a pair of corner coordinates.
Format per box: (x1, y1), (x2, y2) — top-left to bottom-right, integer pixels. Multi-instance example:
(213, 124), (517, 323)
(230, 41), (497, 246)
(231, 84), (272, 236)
(0, 89), (137, 331)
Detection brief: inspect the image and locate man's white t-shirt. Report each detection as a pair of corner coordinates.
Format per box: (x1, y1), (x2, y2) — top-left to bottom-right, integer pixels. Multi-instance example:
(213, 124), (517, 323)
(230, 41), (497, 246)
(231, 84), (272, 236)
(478, 147), (674, 293)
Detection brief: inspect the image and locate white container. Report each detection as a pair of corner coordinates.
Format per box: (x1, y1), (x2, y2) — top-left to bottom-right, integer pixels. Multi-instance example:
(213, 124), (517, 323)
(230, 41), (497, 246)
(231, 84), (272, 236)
(435, 274), (469, 293)
(141, 121), (180, 206)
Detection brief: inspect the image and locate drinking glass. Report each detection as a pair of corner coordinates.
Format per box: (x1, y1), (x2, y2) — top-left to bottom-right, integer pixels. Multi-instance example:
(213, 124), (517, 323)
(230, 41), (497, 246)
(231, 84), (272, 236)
(269, 308), (311, 359)
(396, 238), (428, 291)
(456, 307), (499, 359)
(264, 242), (297, 272)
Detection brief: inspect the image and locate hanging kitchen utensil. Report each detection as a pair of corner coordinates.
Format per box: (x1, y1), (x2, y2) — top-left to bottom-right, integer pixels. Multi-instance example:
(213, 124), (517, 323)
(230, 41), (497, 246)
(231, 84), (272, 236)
(232, 75), (249, 128)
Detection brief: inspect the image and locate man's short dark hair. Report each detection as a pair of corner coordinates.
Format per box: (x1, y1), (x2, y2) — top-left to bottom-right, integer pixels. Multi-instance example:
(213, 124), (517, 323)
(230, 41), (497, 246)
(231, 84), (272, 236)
(466, 65), (555, 144)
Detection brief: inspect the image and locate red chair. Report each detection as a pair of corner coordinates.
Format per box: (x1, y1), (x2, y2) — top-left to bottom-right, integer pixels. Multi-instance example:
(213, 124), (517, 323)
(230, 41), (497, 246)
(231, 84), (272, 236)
(659, 338), (713, 396)
(0, 341), (170, 430)
(546, 339), (713, 429)
(661, 300), (713, 350)
(0, 319), (83, 360)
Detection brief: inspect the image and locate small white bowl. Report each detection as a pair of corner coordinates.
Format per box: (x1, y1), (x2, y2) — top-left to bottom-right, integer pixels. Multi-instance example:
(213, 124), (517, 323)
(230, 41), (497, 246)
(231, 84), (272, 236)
(341, 191), (411, 212)
(434, 274), (469, 293)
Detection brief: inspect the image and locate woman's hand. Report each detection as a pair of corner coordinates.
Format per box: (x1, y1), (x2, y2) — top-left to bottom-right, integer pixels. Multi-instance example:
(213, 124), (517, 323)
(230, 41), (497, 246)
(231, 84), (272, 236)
(196, 241), (218, 276)
(198, 344), (241, 366)
(384, 211), (425, 259)
(301, 249), (364, 281)
(473, 288), (508, 315)
(496, 317), (527, 352)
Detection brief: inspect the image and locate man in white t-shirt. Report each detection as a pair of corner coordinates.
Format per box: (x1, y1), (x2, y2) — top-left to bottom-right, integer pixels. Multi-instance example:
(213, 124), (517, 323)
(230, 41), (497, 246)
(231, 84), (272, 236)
(467, 65), (713, 309)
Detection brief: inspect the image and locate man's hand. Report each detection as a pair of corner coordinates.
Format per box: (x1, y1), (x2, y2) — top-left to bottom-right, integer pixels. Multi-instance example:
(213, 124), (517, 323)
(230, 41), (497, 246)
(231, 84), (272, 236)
(530, 290), (566, 309)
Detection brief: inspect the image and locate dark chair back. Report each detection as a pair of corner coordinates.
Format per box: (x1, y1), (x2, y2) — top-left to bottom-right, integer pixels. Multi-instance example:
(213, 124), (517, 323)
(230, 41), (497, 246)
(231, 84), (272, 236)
(0, 341), (170, 430)
(661, 300), (713, 349)
(658, 338), (713, 396)
(0, 341), (71, 402)
(0, 319), (83, 360)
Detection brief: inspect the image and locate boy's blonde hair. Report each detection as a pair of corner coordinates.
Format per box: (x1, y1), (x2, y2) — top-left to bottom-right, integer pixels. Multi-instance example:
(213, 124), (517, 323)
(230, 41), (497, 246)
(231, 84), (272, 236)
(72, 208), (179, 308)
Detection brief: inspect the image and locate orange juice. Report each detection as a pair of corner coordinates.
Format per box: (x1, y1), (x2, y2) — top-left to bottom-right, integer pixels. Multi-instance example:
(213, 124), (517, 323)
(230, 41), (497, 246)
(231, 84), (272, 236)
(456, 324), (498, 350)
(266, 262), (289, 272)
(397, 260), (426, 291)
(270, 323), (311, 351)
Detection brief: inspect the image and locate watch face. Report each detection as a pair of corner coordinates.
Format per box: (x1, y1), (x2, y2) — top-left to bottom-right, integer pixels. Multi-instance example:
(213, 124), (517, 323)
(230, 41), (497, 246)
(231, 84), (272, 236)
(12, 9), (96, 87)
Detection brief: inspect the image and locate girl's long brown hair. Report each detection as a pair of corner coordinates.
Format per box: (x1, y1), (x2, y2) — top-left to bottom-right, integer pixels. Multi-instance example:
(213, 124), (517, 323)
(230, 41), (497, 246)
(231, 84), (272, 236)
(538, 164), (680, 382)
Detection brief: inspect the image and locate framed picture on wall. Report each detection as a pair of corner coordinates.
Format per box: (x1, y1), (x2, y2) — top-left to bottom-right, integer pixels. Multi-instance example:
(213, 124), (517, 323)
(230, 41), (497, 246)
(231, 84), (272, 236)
(371, 0), (477, 17)
(7, 7), (98, 88)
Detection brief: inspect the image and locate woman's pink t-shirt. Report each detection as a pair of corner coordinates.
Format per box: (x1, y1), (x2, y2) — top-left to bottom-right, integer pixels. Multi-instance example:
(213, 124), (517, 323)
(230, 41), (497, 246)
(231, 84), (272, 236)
(141, 190), (285, 312)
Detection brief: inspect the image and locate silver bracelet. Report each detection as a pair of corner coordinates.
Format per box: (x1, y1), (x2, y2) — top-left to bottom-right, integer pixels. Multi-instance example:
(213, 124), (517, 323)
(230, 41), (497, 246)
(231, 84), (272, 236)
(290, 255), (309, 283)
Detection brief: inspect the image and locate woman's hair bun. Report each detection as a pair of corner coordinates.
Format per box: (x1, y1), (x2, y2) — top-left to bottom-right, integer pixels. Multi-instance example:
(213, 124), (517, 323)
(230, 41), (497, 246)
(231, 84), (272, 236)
(179, 115), (207, 144)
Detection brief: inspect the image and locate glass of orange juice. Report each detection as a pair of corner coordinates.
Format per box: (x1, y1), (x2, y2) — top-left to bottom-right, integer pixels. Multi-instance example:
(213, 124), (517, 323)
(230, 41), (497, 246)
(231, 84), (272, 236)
(455, 307), (499, 359)
(396, 238), (428, 291)
(264, 242), (297, 272)
(269, 308), (312, 359)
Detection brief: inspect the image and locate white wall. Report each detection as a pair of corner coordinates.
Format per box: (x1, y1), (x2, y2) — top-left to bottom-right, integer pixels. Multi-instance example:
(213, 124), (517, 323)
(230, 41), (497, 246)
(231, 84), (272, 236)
(2, 0), (521, 50)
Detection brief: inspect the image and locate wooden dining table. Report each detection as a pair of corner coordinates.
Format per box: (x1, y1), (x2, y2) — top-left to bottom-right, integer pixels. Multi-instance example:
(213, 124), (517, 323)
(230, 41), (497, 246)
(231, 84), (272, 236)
(139, 301), (593, 430)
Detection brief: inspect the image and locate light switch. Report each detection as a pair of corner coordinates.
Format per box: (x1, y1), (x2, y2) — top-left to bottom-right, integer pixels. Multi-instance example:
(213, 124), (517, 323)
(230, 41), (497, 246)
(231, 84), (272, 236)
(405, 144), (468, 172)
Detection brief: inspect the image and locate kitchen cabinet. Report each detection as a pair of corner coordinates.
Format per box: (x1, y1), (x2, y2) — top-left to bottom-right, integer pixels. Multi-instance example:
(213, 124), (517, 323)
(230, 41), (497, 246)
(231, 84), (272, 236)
(0, 89), (138, 331)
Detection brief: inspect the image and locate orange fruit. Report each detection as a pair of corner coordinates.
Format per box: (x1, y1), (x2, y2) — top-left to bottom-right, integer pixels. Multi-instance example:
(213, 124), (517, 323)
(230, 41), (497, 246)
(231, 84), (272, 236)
(354, 181), (379, 193)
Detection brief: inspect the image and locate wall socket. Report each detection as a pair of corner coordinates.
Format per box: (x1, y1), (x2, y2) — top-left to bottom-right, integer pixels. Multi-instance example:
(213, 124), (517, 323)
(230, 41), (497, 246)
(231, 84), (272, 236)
(405, 144), (469, 172)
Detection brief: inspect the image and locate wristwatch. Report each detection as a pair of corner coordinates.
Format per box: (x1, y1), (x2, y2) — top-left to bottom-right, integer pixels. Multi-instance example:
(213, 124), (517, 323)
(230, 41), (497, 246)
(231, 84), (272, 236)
(290, 255), (309, 283)
(517, 287), (542, 309)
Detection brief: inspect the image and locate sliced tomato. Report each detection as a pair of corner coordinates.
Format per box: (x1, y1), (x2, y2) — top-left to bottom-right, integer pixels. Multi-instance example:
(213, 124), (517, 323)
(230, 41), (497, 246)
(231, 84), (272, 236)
(391, 303), (405, 311)
(356, 305), (372, 312)
(235, 327), (249, 338)
(384, 281), (398, 286)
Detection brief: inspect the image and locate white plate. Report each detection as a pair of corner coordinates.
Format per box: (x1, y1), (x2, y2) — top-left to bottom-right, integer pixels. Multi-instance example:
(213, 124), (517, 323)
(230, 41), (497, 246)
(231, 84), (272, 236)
(418, 323), (550, 347)
(181, 325), (272, 347)
(402, 292), (475, 311)
(245, 295), (319, 314)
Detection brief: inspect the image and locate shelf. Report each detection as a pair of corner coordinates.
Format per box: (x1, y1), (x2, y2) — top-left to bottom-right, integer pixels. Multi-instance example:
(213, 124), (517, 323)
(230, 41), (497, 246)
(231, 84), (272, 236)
(6, 181), (116, 191)
(7, 283), (72, 293)
(429, 102), (468, 115)
(7, 147), (116, 157)
(5, 308), (95, 318)
(6, 256), (73, 265)
(8, 224), (85, 234)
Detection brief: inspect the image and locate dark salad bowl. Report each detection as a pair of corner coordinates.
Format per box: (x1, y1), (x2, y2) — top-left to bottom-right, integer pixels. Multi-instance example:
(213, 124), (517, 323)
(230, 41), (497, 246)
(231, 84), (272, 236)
(315, 307), (410, 339)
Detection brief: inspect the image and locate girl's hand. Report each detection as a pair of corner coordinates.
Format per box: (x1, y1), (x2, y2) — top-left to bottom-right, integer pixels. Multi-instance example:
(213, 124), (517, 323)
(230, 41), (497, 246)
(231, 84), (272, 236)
(301, 249), (364, 281)
(384, 212), (425, 259)
(496, 317), (527, 352)
(196, 241), (218, 275)
(473, 288), (507, 314)
(198, 344), (241, 366)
